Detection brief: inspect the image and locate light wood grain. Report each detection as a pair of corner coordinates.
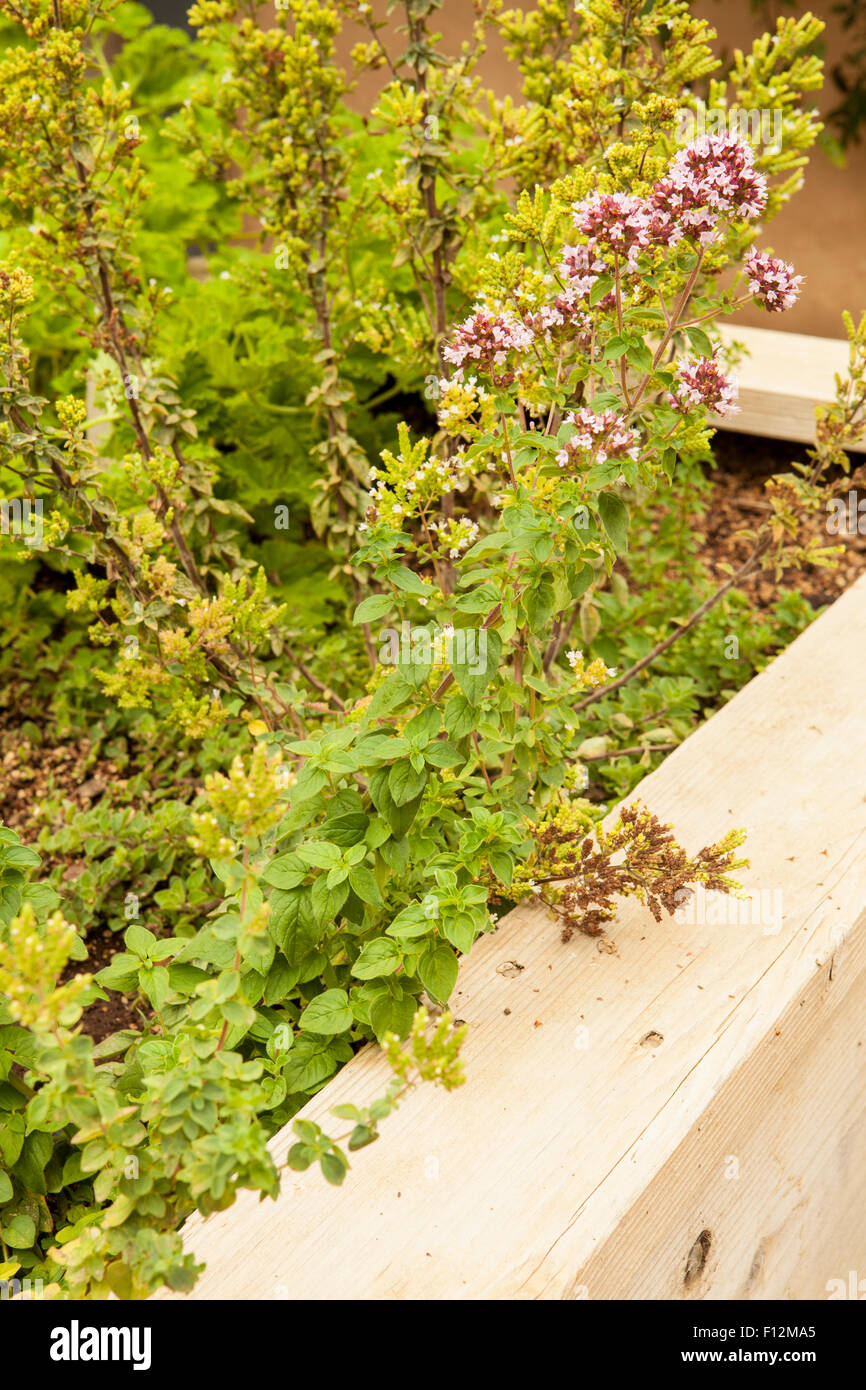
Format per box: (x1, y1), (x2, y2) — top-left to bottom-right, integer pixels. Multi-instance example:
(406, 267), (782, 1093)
(712, 324), (865, 450)
(159, 575), (866, 1301)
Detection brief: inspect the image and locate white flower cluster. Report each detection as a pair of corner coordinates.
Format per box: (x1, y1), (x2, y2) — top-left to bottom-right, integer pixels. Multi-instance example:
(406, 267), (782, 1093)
(566, 648), (618, 686)
(436, 373), (491, 431)
(430, 516), (480, 558)
(366, 451), (468, 529)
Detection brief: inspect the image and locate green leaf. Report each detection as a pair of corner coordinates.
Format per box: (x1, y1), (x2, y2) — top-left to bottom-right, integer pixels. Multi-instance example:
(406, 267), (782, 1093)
(386, 903), (432, 939)
(489, 852), (513, 888)
(454, 585), (500, 614)
(348, 1124), (377, 1151)
(311, 873), (349, 924)
(444, 695), (476, 740)
(524, 578), (556, 631)
(461, 529), (508, 561)
(598, 491), (629, 552)
(221, 998), (254, 1027)
(286, 1143), (315, 1172)
(626, 341), (654, 374)
(282, 1035), (343, 1093)
(139, 964), (170, 1012)
(569, 564), (594, 599)
(172, 923), (236, 970)
(95, 952), (141, 993)
(1, 1212), (35, 1249)
(355, 733), (410, 763)
(263, 956), (299, 1005)
(424, 739), (465, 768)
(319, 1151), (348, 1186)
(418, 943), (459, 1002)
(686, 326), (714, 357)
(11, 1130), (53, 1195)
(404, 704), (441, 747)
(353, 593), (393, 625)
(0, 1170), (12, 1203)
(370, 992), (418, 1041)
(261, 853), (307, 889)
(323, 813), (369, 847)
(0, 885), (22, 927)
(296, 841), (342, 871)
(352, 937), (401, 979)
(388, 758), (427, 806)
(369, 767), (424, 839)
(453, 629), (501, 705)
(364, 669), (416, 722)
(332, 1104), (361, 1123)
(1, 846), (40, 870)
(124, 924), (157, 958)
(589, 273), (614, 306)
(441, 912), (477, 953)
(299, 988), (353, 1035)
(347, 864), (383, 907)
(390, 566), (433, 596)
(267, 888), (320, 964)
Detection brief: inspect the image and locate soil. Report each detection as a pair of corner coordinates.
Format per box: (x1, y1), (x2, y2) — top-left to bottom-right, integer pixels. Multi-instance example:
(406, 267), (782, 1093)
(0, 730), (140, 1040)
(0, 732), (121, 834)
(67, 922), (150, 1041)
(703, 432), (866, 609)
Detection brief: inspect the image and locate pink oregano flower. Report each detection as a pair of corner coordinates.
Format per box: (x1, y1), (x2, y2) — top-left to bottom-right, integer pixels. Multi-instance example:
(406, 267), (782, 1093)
(559, 243), (608, 290)
(437, 136), (797, 451)
(571, 192), (652, 271)
(570, 133), (769, 269)
(670, 356), (739, 417)
(556, 407), (641, 469)
(524, 288), (593, 341)
(650, 131), (768, 246)
(744, 250), (803, 312)
(442, 307), (534, 384)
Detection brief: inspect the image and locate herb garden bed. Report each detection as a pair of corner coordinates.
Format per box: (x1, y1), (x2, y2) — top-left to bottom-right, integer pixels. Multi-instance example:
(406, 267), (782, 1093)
(159, 573), (866, 1301)
(4, 0), (866, 1311)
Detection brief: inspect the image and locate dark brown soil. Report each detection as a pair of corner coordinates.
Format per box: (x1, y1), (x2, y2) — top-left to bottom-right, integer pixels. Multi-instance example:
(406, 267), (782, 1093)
(0, 733), (121, 832)
(67, 922), (149, 1041)
(702, 433), (866, 609)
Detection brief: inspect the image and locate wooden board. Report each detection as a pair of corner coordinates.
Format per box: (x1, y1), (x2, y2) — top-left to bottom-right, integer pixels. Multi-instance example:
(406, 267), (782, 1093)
(158, 575), (866, 1301)
(712, 324), (865, 450)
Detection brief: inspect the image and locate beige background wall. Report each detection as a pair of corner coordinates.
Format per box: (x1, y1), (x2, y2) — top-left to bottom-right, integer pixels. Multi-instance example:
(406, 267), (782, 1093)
(334, 1), (865, 339)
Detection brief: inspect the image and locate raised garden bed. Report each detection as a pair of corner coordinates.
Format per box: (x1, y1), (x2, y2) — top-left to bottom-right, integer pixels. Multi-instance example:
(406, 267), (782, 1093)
(161, 574), (866, 1300)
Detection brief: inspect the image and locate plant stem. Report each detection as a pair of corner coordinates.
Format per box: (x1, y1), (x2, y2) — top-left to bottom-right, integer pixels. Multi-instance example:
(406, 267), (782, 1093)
(574, 538), (771, 714)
